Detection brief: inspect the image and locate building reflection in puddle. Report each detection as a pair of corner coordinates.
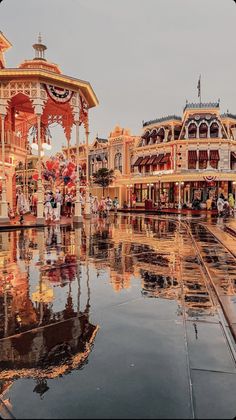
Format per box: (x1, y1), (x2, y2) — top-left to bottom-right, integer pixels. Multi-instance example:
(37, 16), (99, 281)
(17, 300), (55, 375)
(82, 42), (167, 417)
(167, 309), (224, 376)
(0, 215), (220, 409)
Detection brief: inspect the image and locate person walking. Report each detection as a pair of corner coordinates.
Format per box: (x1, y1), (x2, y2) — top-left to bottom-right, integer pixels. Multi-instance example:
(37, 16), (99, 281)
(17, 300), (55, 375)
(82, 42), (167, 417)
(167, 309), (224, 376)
(44, 191), (53, 222)
(105, 196), (112, 215)
(65, 193), (72, 217)
(17, 190), (27, 224)
(99, 197), (107, 217)
(55, 190), (63, 221)
(228, 193), (235, 215)
(92, 196), (99, 215)
(217, 194), (225, 217)
(113, 196), (119, 214)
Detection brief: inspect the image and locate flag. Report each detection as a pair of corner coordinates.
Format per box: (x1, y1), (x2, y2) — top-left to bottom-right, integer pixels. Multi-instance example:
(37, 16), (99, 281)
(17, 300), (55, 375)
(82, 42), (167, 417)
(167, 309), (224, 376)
(197, 76), (201, 98)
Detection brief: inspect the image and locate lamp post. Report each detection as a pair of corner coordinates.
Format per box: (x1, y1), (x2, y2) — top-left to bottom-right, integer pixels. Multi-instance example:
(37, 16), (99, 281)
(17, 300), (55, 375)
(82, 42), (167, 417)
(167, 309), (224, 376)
(73, 120), (82, 224)
(0, 113), (9, 223)
(126, 184), (133, 208)
(176, 181), (184, 210)
(30, 120), (52, 224)
(233, 181), (236, 213)
(84, 128), (91, 218)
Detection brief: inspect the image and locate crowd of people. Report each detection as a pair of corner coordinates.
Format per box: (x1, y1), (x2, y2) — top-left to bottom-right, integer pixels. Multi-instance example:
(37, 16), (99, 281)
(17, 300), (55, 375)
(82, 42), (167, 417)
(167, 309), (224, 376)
(8, 188), (236, 223)
(191, 193), (235, 217)
(10, 190), (120, 223)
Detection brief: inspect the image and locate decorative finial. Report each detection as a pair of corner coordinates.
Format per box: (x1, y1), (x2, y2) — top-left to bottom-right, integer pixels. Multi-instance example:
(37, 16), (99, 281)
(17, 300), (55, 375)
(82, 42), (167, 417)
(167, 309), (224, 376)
(33, 33), (47, 61)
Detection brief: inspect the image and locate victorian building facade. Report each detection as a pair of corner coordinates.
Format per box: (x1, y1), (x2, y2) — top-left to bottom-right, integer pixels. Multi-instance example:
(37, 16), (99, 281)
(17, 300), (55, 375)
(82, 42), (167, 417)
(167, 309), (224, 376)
(88, 103), (236, 209)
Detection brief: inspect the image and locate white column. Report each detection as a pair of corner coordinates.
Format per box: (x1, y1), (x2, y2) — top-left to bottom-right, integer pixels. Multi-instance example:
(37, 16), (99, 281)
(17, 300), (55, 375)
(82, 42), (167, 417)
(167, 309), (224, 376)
(36, 114), (44, 224)
(73, 120), (82, 224)
(0, 114), (9, 223)
(84, 128), (91, 218)
(197, 125), (200, 139)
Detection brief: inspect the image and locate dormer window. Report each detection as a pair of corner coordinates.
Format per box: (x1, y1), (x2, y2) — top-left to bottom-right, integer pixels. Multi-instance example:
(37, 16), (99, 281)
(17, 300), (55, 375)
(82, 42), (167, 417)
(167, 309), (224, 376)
(188, 123), (197, 139)
(199, 123), (208, 138)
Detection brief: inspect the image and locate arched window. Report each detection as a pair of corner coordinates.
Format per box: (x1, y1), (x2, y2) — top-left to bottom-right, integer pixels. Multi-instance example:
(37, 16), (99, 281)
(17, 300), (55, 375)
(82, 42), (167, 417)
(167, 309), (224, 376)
(188, 123), (197, 139)
(157, 128), (165, 143)
(199, 123), (208, 138)
(210, 122), (219, 138)
(114, 153), (122, 172)
(150, 128), (158, 144)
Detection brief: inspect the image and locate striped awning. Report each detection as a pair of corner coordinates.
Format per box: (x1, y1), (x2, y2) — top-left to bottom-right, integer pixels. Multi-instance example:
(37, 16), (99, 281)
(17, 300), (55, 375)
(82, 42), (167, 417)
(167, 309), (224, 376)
(188, 150), (197, 161)
(160, 153), (171, 164)
(199, 150), (208, 161)
(210, 150), (220, 161)
(133, 156), (144, 166)
(153, 154), (164, 165)
(140, 156), (150, 166)
(146, 155), (157, 165)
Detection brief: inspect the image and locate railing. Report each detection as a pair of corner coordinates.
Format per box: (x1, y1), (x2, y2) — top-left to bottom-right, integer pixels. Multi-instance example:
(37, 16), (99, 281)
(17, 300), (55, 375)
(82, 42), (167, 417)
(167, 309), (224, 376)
(0, 132), (26, 149)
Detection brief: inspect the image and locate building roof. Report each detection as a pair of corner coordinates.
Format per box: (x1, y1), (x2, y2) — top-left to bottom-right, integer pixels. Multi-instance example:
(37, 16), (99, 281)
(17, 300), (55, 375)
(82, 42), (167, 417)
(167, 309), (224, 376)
(221, 113), (236, 121)
(143, 115), (181, 127)
(95, 137), (108, 144)
(184, 102), (220, 111)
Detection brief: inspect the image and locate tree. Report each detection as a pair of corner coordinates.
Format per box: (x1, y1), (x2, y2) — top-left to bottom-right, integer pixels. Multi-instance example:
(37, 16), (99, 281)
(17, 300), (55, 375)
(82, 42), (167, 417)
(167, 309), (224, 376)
(92, 168), (115, 196)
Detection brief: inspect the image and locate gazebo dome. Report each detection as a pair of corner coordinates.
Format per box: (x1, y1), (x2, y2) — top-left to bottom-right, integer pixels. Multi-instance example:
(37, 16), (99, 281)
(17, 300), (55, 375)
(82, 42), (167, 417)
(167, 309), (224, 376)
(19, 33), (61, 74)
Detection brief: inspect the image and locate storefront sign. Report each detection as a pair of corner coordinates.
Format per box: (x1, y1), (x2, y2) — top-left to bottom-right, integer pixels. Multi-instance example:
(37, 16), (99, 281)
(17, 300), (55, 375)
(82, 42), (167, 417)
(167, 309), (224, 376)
(153, 170), (174, 176)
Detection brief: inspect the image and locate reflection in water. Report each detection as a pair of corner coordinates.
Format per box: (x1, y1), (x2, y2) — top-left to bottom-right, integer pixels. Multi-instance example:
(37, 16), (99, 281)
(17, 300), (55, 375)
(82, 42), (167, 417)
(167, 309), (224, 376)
(0, 214), (228, 414)
(0, 226), (98, 392)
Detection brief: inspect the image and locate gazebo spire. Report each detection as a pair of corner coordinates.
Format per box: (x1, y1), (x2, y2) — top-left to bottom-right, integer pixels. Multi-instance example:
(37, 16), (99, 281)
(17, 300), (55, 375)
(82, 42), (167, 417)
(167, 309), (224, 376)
(33, 33), (47, 61)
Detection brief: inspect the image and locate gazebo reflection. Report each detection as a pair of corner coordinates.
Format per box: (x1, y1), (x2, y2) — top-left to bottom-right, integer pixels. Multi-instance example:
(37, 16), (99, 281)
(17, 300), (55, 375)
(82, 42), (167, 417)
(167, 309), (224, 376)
(0, 226), (99, 386)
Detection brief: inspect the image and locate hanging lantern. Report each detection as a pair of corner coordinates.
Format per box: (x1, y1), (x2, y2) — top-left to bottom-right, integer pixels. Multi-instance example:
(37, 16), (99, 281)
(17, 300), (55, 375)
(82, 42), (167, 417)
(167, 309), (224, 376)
(31, 137), (38, 150)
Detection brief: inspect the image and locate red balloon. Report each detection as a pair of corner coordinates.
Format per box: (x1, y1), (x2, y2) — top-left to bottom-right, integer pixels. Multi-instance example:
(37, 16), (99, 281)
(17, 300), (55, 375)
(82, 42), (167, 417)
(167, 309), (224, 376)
(33, 173), (39, 181)
(46, 160), (54, 171)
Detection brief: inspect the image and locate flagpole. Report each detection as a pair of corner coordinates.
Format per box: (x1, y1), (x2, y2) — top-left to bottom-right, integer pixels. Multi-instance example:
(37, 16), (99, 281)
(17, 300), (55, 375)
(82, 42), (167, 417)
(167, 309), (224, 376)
(200, 75), (202, 107)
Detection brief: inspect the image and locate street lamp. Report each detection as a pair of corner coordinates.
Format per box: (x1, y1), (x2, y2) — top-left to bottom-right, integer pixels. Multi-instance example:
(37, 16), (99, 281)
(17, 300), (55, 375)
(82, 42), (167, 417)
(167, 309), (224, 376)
(126, 184), (133, 208)
(147, 183), (154, 200)
(233, 181), (236, 213)
(175, 181), (184, 210)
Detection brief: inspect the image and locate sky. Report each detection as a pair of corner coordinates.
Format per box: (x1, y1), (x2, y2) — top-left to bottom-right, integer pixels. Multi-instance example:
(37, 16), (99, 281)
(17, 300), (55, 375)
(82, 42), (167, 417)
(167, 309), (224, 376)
(1, 0), (236, 152)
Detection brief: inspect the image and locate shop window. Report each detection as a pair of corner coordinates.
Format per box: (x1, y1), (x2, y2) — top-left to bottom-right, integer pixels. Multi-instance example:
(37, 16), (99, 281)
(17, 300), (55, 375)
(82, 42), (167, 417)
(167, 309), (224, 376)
(114, 153), (122, 172)
(210, 160), (218, 169)
(199, 160), (207, 170)
(188, 161), (197, 170)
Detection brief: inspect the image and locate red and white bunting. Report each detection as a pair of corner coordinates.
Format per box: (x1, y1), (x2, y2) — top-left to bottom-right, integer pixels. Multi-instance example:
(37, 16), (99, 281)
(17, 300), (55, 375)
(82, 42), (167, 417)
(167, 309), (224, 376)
(45, 84), (74, 104)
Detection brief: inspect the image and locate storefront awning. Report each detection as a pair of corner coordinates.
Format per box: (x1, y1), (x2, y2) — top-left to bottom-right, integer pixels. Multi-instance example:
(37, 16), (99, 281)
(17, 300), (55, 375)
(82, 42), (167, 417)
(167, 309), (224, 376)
(199, 150), (208, 161)
(231, 152), (236, 161)
(188, 150), (197, 161)
(140, 156), (150, 166)
(146, 155), (157, 165)
(133, 156), (144, 166)
(210, 150), (220, 161)
(160, 153), (171, 164)
(153, 154), (164, 165)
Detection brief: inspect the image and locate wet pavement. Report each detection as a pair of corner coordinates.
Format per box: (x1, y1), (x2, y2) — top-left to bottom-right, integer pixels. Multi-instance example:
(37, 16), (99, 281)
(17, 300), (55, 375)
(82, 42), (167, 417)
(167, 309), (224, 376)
(0, 214), (236, 419)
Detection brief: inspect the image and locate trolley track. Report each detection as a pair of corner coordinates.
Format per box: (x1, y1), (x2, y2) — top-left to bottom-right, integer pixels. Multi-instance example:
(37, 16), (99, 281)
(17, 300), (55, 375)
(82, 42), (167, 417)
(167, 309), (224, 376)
(130, 213), (236, 359)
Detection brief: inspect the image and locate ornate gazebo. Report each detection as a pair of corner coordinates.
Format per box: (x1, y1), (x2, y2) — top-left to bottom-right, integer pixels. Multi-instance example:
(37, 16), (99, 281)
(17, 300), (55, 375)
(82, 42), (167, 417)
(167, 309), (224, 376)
(0, 32), (98, 223)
